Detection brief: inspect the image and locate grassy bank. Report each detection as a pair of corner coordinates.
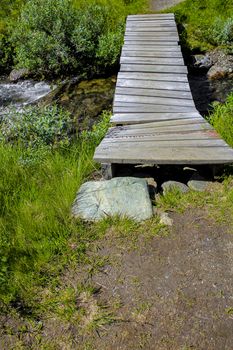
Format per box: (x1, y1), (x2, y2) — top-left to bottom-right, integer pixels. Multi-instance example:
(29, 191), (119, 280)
(209, 93), (233, 147)
(0, 109), (110, 306)
(0, 95), (233, 308)
(167, 0), (233, 51)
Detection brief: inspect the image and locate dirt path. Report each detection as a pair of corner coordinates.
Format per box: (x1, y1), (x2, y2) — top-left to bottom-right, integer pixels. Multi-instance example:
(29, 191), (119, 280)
(86, 210), (233, 349)
(150, 0), (185, 11)
(1, 205), (233, 349)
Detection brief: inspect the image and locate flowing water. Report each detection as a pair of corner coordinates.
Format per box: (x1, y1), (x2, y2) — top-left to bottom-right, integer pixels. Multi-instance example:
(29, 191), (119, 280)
(0, 79), (53, 115)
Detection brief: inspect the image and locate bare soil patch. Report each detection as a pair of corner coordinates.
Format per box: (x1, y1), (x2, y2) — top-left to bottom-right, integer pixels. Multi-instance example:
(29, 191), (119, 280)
(84, 210), (233, 349)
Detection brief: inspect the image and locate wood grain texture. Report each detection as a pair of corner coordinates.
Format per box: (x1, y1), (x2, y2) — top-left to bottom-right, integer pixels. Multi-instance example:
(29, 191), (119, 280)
(122, 45), (181, 51)
(94, 146), (233, 165)
(124, 39), (179, 44)
(121, 50), (183, 58)
(126, 22), (177, 32)
(124, 41), (179, 46)
(116, 79), (190, 91)
(110, 117), (206, 128)
(115, 87), (192, 99)
(93, 14), (233, 167)
(120, 64), (188, 74)
(113, 105), (197, 113)
(125, 31), (179, 36)
(114, 94), (195, 107)
(111, 113), (202, 124)
(120, 56), (184, 65)
(117, 72), (188, 82)
(127, 14), (175, 20)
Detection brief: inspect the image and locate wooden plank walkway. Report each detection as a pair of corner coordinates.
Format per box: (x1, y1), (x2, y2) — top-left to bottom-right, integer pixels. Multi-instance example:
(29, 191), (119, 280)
(94, 14), (233, 175)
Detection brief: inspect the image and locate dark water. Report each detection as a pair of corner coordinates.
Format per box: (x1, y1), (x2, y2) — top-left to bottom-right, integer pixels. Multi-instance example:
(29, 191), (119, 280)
(189, 73), (233, 116)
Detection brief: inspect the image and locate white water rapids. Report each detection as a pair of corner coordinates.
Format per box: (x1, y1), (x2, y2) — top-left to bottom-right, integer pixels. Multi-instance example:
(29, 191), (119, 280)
(0, 79), (53, 115)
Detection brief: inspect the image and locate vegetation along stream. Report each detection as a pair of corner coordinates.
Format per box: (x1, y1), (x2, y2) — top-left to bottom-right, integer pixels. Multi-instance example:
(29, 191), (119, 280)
(0, 0), (233, 349)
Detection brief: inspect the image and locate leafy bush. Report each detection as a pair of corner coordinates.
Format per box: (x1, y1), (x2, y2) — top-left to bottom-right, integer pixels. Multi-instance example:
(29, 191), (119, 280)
(12, 0), (140, 76)
(96, 29), (124, 68)
(209, 93), (233, 147)
(0, 0), (25, 71)
(1, 105), (73, 149)
(209, 17), (233, 46)
(1, 0), (146, 75)
(12, 0), (78, 76)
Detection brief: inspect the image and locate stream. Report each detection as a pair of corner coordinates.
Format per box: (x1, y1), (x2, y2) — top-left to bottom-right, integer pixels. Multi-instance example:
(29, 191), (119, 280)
(0, 79), (53, 115)
(0, 71), (232, 119)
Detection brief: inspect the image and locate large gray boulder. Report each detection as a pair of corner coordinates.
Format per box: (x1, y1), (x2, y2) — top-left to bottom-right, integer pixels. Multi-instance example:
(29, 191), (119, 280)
(72, 177), (153, 222)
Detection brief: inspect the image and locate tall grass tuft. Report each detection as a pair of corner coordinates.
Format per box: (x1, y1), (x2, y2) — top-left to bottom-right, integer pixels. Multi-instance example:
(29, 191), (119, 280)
(0, 109), (110, 306)
(209, 93), (233, 147)
(167, 0), (233, 51)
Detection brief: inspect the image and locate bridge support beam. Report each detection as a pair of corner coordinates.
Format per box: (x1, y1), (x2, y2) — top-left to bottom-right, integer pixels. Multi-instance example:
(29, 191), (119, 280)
(101, 163), (116, 180)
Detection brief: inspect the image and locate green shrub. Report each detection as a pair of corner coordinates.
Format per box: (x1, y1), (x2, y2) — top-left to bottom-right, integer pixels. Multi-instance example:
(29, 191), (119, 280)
(12, 0), (124, 76)
(11, 0), (146, 76)
(0, 0), (25, 71)
(12, 0), (78, 75)
(209, 17), (233, 46)
(1, 105), (73, 149)
(96, 29), (124, 68)
(209, 93), (233, 147)
(0, 105), (74, 166)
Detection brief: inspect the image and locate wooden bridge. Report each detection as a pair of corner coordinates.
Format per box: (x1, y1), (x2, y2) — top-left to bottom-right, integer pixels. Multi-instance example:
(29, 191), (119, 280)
(94, 13), (233, 178)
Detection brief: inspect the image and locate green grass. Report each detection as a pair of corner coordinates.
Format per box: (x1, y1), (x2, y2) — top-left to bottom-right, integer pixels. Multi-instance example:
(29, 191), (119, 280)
(165, 0), (233, 51)
(209, 93), (233, 147)
(0, 111), (111, 306)
(157, 178), (233, 228)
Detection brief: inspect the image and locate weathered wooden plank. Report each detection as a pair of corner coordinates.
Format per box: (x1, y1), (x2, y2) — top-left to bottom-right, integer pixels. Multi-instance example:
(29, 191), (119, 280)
(121, 64), (188, 74)
(125, 30), (179, 36)
(111, 113), (202, 124)
(128, 14), (174, 17)
(104, 128), (216, 139)
(126, 23), (177, 28)
(123, 44), (181, 51)
(115, 87), (192, 100)
(124, 40), (179, 45)
(125, 28), (179, 36)
(101, 139), (227, 148)
(127, 14), (175, 20)
(120, 56), (184, 65)
(114, 94), (195, 107)
(103, 133), (218, 143)
(113, 105), (197, 113)
(117, 72), (188, 82)
(127, 20), (176, 24)
(107, 123), (212, 135)
(109, 119), (207, 130)
(94, 145), (233, 164)
(116, 79), (190, 91)
(126, 19), (177, 28)
(124, 37), (179, 43)
(124, 39), (179, 44)
(93, 14), (233, 167)
(121, 50), (183, 58)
